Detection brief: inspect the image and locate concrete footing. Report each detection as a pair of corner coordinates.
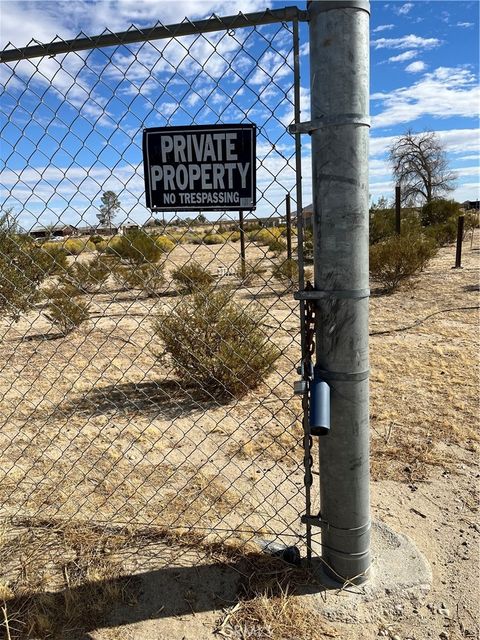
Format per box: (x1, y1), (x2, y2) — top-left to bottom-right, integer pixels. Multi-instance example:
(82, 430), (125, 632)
(305, 521), (432, 623)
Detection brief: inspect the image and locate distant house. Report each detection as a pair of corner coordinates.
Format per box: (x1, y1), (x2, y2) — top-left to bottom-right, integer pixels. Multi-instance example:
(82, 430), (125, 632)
(462, 200), (480, 211)
(121, 223), (139, 234)
(243, 215), (285, 229)
(292, 203), (313, 227)
(29, 224), (78, 239)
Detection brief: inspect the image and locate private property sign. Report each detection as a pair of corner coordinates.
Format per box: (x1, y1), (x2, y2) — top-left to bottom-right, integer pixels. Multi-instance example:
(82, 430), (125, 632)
(143, 124), (256, 211)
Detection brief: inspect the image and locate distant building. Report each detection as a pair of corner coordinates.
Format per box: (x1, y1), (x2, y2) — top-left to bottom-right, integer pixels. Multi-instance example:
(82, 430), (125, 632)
(292, 203), (313, 227)
(29, 224), (78, 239)
(462, 200), (480, 211)
(121, 223), (139, 234)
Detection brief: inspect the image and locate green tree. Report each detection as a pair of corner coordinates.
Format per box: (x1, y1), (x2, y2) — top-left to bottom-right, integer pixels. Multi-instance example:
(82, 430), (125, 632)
(97, 191), (121, 233)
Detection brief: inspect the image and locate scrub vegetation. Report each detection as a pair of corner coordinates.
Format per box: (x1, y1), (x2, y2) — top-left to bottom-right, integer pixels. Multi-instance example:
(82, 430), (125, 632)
(0, 212), (478, 639)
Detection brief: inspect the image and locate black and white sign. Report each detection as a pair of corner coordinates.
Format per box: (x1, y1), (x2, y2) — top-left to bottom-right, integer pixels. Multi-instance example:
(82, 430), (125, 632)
(142, 124), (256, 211)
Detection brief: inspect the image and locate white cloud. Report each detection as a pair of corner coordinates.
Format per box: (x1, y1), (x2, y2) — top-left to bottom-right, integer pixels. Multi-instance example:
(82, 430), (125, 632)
(457, 22), (474, 28)
(373, 24), (395, 33)
(372, 34), (441, 50)
(405, 60), (427, 73)
(394, 3), (413, 16)
(388, 50), (417, 63)
(369, 129), (480, 159)
(249, 50), (292, 87)
(299, 42), (309, 57)
(372, 66), (479, 128)
(0, 0), (267, 49)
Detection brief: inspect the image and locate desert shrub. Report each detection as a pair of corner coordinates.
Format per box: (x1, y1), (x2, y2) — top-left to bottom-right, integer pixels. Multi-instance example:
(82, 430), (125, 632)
(0, 220), (69, 320)
(268, 237), (287, 255)
(278, 225), (293, 237)
(44, 287), (90, 335)
(155, 235), (175, 253)
(425, 219), (458, 247)
(222, 230), (241, 242)
(153, 288), (280, 398)
(62, 238), (96, 255)
(89, 234), (104, 245)
(421, 199), (460, 226)
(166, 231), (189, 244)
(238, 261), (267, 286)
(112, 263), (165, 295)
(104, 236), (123, 256)
(36, 243), (68, 276)
(369, 233), (437, 293)
(66, 256), (111, 293)
(303, 229), (314, 262)
(272, 258), (299, 292)
(247, 228), (282, 245)
(426, 211), (478, 247)
(172, 261), (214, 293)
(203, 233), (225, 245)
(95, 240), (109, 252)
(106, 230), (161, 264)
(369, 209), (396, 244)
(370, 209), (422, 245)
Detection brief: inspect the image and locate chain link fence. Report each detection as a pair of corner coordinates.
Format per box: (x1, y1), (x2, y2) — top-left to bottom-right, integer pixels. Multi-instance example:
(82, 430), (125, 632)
(0, 8), (314, 636)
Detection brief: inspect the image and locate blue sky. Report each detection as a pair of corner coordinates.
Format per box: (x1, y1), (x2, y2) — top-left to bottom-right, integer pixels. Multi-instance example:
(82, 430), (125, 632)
(0, 0), (478, 229)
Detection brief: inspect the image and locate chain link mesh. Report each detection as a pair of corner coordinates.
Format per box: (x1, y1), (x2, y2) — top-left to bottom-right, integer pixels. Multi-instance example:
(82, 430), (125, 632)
(0, 11), (312, 634)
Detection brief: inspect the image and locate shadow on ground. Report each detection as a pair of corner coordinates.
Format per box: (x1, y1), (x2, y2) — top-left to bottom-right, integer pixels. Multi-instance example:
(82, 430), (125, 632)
(4, 552), (330, 639)
(53, 379), (223, 420)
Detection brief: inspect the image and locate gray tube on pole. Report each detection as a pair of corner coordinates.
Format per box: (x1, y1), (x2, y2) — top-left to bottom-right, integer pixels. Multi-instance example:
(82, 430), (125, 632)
(308, 0), (371, 583)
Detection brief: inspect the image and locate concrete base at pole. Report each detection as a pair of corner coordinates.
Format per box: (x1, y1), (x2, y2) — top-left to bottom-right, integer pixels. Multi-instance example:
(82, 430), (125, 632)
(305, 521), (432, 623)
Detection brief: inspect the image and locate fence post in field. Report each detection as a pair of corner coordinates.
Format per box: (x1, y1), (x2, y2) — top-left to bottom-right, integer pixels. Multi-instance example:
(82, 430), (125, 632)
(286, 193), (292, 260)
(308, 0), (371, 583)
(239, 210), (246, 279)
(395, 185), (401, 235)
(454, 215), (465, 269)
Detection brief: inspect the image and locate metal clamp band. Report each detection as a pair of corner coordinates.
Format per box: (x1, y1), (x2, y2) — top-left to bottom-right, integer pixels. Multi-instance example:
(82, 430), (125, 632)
(315, 369), (370, 382)
(289, 114), (370, 135)
(294, 288), (370, 301)
(309, 0), (370, 14)
(302, 514), (371, 535)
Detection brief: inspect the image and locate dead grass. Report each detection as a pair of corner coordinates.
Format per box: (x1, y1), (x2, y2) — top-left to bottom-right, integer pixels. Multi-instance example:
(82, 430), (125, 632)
(0, 521), (138, 639)
(217, 555), (337, 640)
(0, 233), (479, 637)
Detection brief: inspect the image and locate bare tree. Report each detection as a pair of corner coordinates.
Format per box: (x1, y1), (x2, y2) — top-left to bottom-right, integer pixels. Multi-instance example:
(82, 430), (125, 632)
(97, 191), (121, 233)
(389, 130), (456, 205)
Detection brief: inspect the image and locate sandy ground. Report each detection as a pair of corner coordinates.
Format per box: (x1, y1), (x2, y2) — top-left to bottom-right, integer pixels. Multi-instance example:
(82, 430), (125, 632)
(0, 231), (478, 639)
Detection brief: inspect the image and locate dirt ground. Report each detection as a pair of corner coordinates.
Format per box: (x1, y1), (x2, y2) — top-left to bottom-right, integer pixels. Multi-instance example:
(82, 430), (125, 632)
(0, 230), (478, 639)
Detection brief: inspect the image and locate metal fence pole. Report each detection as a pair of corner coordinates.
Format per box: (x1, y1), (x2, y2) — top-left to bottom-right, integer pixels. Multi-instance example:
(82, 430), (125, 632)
(286, 194), (292, 260)
(454, 215), (465, 269)
(308, 0), (371, 583)
(395, 185), (401, 235)
(239, 210), (246, 279)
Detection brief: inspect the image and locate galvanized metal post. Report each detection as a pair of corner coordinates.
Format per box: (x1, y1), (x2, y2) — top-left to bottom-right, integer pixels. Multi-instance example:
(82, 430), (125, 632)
(308, 0), (371, 583)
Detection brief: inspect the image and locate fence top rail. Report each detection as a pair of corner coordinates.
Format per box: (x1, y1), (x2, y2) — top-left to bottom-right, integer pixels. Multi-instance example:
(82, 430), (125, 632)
(0, 6), (308, 64)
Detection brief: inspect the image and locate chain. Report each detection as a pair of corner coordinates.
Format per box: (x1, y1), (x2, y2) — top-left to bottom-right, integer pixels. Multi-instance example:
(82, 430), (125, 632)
(302, 281), (316, 488)
(300, 280), (316, 560)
